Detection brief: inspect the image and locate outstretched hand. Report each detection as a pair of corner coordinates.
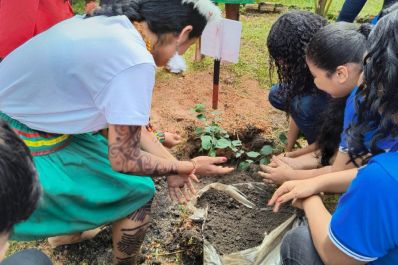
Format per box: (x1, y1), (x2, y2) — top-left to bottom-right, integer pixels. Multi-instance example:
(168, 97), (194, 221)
(167, 175), (197, 204)
(192, 156), (234, 176)
(267, 178), (318, 212)
(258, 156), (292, 185)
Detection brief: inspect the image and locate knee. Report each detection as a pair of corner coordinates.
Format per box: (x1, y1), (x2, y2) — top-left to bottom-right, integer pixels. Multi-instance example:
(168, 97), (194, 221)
(280, 226), (315, 265)
(268, 84), (288, 111)
(1, 249), (52, 265)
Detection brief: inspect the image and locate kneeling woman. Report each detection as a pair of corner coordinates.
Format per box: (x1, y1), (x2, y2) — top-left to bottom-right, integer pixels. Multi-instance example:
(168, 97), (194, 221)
(0, 0), (233, 263)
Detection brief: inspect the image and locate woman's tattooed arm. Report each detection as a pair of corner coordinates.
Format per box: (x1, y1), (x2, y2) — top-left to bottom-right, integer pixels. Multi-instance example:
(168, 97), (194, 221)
(108, 125), (188, 176)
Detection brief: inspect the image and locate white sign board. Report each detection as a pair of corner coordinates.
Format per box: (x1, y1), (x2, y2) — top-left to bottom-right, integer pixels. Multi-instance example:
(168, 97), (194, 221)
(201, 18), (242, 63)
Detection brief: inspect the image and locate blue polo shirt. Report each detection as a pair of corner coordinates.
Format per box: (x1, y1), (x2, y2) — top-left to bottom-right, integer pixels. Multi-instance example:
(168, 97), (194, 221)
(329, 152), (398, 264)
(339, 87), (398, 152)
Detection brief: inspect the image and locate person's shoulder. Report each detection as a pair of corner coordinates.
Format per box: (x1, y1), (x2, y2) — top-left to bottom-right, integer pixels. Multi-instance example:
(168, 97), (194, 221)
(354, 152), (398, 192)
(367, 152), (398, 179)
(75, 15), (154, 66)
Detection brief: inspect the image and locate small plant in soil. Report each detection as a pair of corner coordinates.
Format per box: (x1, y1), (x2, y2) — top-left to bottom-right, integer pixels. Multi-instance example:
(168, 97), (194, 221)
(192, 104), (243, 157)
(237, 144), (274, 170)
(192, 104), (280, 171)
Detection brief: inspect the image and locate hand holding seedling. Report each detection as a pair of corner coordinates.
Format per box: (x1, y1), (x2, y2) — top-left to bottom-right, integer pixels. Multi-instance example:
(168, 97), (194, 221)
(258, 155), (293, 185)
(267, 178), (318, 212)
(191, 156), (234, 176)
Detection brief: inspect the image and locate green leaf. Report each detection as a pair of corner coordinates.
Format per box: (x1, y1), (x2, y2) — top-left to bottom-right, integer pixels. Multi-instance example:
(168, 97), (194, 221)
(195, 127), (204, 135)
(260, 145), (273, 156)
(231, 146), (238, 152)
(201, 135), (213, 150)
(246, 151), (260, 158)
(205, 126), (212, 133)
(260, 157), (270, 165)
(238, 161), (250, 170)
(235, 152), (242, 158)
(232, 140), (242, 147)
(208, 148), (216, 157)
(196, 114), (206, 121)
(238, 159), (254, 171)
(193, 104), (205, 113)
(216, 138), (231, 149)
(279, 132), (288, 144)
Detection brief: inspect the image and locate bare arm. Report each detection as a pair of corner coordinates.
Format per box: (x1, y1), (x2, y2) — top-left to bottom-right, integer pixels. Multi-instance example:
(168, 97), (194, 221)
(302, 196), (365, 265)
(108, 124), (192, 176)
(286, 143), (319, 158)
(140, 126), (175, 160)
(269, 168), (358, 210)
(286, 118), (300, 152)
(285, 151), (356, 180)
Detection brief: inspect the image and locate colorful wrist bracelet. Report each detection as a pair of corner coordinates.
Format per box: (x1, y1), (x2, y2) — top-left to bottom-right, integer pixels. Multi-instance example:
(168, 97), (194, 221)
(154, 131), (165, 143)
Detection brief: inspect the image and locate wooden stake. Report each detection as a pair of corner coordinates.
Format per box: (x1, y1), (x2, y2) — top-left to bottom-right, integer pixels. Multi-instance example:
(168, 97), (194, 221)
(212, 59), (221, 109)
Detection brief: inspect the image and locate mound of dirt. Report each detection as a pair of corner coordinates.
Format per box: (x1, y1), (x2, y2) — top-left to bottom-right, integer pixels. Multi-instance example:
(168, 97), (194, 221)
(196, 183), (294, 255)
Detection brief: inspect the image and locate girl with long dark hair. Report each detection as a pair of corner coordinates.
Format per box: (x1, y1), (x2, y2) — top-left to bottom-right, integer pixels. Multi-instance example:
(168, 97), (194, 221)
(260, 22), (371, 185)
(267, 11), (330, 153)
(269, 11), (398, 265)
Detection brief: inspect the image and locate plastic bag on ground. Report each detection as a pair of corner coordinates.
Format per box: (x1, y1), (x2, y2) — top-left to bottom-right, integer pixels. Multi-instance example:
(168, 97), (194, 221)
(189, 182), (297, 265)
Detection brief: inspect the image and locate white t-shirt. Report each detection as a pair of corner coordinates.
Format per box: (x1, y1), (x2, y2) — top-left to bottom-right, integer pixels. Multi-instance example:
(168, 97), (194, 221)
(0, 15), (156, 134)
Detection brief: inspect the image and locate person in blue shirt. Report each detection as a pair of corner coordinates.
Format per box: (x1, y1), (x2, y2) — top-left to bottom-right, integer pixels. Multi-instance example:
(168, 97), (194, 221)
(273, 152), (398, 265)
(261, 22), (370, 184)
(269, 10), (398, 265)
(337, 0), (397, 23)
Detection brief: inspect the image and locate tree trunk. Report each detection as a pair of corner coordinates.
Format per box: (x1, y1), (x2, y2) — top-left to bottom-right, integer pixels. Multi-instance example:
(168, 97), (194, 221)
(314, 0), (333, 17)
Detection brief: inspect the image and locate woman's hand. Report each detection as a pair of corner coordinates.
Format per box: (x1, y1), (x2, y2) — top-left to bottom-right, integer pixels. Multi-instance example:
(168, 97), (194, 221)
(167, 175), (196, 203)
(258, 156), (293, 185)
(191, 156), (234, 176)
(163, 132), (182, 148)
(267, 178), (319, 212)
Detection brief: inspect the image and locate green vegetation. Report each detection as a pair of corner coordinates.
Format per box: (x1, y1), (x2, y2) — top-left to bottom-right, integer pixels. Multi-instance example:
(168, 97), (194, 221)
(264, 0), (382, 18)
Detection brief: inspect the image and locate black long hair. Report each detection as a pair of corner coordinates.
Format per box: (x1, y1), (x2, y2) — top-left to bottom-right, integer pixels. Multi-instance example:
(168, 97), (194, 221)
(348, 10), (398, 165)
(305, 22), (372, 165)
(306, 22), (371, 75)
(92, 0), (208, 39)
(0, 121), (40, 233)
(267, 11), (328, 113)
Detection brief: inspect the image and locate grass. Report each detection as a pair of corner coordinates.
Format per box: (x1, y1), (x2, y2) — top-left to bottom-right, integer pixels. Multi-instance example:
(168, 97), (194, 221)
(73, 0), (384, 18)
(264, 0), (383, 18)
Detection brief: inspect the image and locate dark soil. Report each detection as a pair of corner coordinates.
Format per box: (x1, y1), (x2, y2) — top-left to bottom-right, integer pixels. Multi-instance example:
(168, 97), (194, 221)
(196, 183), (294, 255)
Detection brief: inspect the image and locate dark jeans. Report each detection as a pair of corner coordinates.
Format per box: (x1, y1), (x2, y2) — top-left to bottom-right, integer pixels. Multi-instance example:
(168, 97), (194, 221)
(268, 84), (330, 144)
(280, 225), (324, 265)
(337, 0), (398, 22)
(1, 249), (53, 265)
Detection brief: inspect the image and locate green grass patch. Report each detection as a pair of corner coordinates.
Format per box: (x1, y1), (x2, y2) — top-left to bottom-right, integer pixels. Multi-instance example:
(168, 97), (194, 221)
(262, 0), (383, 18)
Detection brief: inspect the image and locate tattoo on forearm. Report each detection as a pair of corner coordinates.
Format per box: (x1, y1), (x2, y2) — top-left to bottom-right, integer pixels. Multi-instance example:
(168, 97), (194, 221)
(109, 126), (178, 176)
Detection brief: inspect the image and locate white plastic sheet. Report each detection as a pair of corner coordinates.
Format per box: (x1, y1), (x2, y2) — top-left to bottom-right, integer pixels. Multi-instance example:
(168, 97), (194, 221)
(188, 182), (297, 265)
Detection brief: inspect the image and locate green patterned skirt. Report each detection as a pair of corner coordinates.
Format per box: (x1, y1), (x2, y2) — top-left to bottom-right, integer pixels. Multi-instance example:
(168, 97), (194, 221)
(0, 113), (155, 241)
